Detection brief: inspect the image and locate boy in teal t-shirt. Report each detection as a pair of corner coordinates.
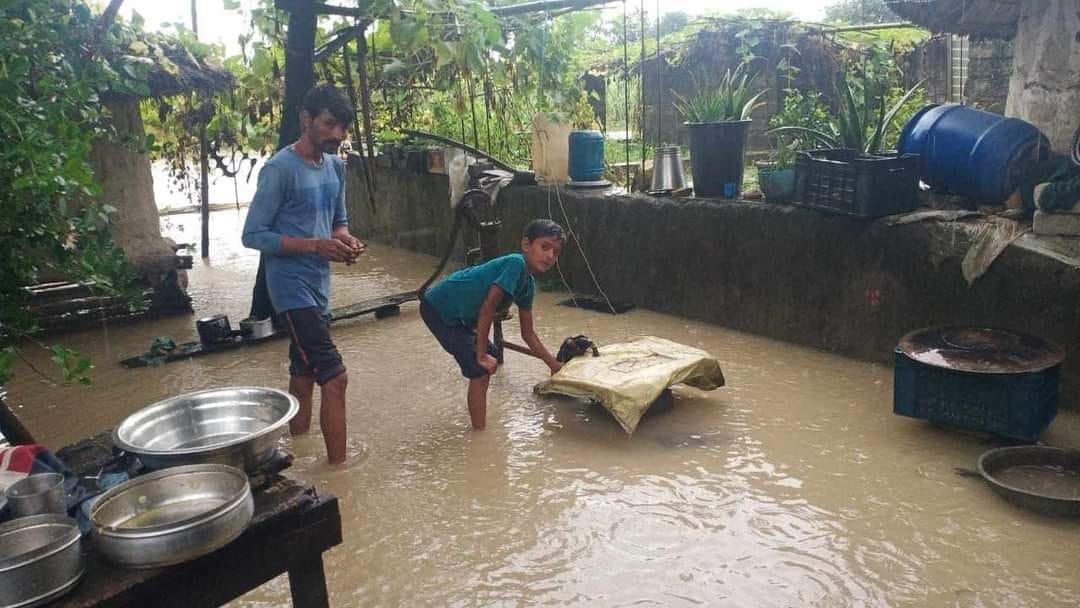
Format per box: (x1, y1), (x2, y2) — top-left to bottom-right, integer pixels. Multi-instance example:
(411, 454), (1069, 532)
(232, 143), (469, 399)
(421, 219), (566, 429)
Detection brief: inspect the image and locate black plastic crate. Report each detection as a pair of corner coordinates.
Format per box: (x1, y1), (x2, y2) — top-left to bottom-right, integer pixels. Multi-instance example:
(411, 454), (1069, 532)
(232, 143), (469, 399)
(893, 350), (1059, 441)
(795, 148), (919, 218)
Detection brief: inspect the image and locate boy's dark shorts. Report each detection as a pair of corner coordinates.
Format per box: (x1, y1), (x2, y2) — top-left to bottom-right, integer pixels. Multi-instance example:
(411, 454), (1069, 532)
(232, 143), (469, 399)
(278, 307), (346, 385)
(420, 299), (500, 379)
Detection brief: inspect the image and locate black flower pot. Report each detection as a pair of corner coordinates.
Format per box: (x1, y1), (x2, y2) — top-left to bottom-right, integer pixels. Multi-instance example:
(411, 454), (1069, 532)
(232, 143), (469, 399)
(686, 119), (751, 198)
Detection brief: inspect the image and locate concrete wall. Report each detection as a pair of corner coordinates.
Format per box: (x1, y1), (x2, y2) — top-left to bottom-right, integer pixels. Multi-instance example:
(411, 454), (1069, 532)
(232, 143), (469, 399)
(1005, 0), (1080, 153)
(347, 162), (1080, 408)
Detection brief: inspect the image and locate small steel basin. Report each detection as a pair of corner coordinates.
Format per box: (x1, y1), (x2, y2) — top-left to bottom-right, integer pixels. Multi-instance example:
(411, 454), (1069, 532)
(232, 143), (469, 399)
(113, 386), (298, 471)
(0, 514), (83, 608)
(89, 464), (253, 568)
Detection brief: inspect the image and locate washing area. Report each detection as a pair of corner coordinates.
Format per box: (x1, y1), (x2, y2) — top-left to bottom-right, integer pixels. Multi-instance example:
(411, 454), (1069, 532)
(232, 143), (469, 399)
(3, 206), (1080, 607)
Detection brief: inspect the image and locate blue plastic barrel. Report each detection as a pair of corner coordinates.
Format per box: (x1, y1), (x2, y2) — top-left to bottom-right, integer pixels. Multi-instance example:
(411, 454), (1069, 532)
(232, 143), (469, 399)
(898, 104), (1050, 203)
(568, 130), (605, 182)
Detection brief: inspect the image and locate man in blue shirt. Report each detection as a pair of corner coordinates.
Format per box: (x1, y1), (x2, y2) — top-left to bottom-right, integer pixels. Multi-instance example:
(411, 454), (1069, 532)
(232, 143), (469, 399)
(242, 84), (363, 464)
(421, 220), (565, 430)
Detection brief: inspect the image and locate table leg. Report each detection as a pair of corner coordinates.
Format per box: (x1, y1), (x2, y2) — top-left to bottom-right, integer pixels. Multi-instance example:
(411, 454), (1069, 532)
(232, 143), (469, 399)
(288, 556), (330, 608)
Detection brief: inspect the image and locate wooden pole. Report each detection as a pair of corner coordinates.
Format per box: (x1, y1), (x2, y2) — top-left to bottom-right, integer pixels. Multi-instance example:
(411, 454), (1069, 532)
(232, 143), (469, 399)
(0, 390), (36, 445)
(191, 0), (212, 259)
(277, 1), (317, 150)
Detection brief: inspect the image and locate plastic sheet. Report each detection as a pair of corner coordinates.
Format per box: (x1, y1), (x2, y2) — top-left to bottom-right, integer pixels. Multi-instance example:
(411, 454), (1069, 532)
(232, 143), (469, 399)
(535, 336), (725, 434)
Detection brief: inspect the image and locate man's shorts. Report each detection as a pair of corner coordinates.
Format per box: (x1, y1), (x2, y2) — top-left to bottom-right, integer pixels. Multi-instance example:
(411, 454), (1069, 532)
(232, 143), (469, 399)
(420, 298), (500, 380)
(278, 307), (346, 385)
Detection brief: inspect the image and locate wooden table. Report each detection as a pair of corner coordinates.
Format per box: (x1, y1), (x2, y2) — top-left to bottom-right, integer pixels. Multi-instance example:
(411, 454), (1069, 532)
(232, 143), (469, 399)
(51, 435), (342, 607)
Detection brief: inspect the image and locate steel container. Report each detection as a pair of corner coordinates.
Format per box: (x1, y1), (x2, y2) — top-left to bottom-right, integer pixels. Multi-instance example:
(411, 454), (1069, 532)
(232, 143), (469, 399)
(651, 146), (687, 192)
(239, 316), (275, 340)
(0, 514), (83, 608)
(89, 464), (253, 569)
(5, 473), (66, 518)
(112, 386), (299, 472)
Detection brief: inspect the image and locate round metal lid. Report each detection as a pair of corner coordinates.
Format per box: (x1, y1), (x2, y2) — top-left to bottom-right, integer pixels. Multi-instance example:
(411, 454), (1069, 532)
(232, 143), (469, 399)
(898, 326), (1065, 374)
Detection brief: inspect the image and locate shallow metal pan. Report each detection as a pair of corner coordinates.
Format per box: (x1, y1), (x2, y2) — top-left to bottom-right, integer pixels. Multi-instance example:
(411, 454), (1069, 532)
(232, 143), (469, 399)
(89, 463), (253, 568)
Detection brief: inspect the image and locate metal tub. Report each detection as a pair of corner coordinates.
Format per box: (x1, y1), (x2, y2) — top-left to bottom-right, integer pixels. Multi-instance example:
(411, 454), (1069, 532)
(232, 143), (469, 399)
(89, 464), (253, 568)
(113, 386), (298, 471)
(0, 514), (83, 608)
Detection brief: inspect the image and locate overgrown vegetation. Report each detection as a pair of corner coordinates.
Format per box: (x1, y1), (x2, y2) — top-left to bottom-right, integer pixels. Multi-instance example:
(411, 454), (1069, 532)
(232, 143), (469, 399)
(0, 0), (147, 385)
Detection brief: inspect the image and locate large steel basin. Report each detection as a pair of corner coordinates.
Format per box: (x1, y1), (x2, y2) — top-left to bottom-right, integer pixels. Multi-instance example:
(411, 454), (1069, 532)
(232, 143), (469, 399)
(89, 464), (253, 568)
(0, 514), (83, 608)
(112, 386), (298, 471)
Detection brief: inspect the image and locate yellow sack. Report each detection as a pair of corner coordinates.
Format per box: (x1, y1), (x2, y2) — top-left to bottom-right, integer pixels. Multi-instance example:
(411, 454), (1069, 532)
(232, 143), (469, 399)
(535, 336), (725, 434)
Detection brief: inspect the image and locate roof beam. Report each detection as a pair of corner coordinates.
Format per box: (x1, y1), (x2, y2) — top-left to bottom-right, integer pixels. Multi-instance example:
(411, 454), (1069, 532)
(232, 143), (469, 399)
(276, 0), (613, 19)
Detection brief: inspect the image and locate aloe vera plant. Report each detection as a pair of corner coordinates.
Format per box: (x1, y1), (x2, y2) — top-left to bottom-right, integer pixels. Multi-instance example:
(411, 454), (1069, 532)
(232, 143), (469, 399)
(769, 77), (925, 154)
(673, 61), (769, 123)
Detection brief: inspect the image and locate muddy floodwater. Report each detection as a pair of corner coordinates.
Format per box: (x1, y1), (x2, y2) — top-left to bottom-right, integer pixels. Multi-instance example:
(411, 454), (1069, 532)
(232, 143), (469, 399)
(8, 209), (1080, 607)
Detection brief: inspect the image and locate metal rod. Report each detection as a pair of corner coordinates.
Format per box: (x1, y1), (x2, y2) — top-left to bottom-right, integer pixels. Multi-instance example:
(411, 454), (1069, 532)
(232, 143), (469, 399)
(639, 0), (645, 179)
(622, 0), (630, 190)
(500, 340), (544, 360)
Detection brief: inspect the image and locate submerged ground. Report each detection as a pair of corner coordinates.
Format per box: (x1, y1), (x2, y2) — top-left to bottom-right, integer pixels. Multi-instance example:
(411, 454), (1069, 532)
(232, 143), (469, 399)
(7, 209), (1080, 607)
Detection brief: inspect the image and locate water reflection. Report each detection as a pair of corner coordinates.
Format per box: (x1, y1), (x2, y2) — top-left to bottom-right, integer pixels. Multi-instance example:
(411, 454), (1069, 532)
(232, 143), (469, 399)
(5, 208), (1080, 607)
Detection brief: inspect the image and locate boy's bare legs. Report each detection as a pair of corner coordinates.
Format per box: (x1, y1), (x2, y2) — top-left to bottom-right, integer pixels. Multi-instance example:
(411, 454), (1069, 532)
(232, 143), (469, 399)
(288, 372), (348, 464)
(289, 375), (316, 435)
(467, 374), (490, 430)
(320, 372), (348, 464)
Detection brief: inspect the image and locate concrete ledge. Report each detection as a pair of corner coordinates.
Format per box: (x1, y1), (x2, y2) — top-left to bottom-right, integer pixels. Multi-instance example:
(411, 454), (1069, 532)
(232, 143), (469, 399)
(347, 164), (1080, 408)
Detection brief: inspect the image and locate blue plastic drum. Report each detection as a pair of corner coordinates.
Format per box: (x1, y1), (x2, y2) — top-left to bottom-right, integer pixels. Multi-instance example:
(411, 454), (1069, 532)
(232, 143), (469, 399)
(898, 104), (1050, 203)
(568, 130), (605, 183)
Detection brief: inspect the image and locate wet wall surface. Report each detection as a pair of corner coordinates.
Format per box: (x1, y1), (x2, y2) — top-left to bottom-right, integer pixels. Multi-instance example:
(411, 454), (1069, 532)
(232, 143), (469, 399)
(348, 164), (1080, 409)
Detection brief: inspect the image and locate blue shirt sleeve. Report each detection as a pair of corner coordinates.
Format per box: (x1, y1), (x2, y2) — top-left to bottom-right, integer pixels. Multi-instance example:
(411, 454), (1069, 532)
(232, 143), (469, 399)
(332, 157), (348, 227)
(241, 163), (287, 254)
(492, 256), (526, 300)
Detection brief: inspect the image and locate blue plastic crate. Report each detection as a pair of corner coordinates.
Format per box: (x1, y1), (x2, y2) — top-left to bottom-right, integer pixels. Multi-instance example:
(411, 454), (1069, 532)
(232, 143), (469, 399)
(893, 349), (1059, 441)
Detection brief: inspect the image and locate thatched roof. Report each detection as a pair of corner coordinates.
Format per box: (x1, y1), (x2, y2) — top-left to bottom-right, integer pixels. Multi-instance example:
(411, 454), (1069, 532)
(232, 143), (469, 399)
(143, 39), (233, 98)
(885, 0), (1020, 39)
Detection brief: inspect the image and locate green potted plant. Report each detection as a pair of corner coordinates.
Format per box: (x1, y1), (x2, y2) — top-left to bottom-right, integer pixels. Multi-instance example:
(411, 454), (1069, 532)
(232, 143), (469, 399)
(757, 138), (798, 202)
(766, 77), (926, 217)
(767, 77), (924, 156)
(673, 61), (768, 198)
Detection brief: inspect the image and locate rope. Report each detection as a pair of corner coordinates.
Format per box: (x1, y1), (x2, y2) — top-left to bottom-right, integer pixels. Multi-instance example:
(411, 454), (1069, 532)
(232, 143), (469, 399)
(546, 183), (617, 320)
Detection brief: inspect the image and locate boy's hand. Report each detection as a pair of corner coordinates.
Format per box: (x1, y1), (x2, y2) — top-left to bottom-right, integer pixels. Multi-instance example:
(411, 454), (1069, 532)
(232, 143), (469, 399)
(477, 353), (498, 375)
(548, 361), (562, 375)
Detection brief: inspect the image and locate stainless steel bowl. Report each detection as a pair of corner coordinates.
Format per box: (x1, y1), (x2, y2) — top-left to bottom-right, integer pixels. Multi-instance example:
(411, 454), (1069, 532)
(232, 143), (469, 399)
(0, 514), (83, 608)
(113, 386), (299, 471)
(89, 464), (253, 569)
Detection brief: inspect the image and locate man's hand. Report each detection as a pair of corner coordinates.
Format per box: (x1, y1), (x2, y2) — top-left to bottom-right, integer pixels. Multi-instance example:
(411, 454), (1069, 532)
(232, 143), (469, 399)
(548, 360), (562, 375)
(477, 353), (498, 375)
(312, 238), (359, 262)
(333, 230), (366, 264)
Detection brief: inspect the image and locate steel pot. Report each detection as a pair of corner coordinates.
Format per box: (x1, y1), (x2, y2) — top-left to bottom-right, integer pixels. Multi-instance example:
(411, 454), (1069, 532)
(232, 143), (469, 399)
(89, 464), (253, 569)
(196, 314), (233, 346)
(239, 316), (274, 341)
(0, 514), (83, 608)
